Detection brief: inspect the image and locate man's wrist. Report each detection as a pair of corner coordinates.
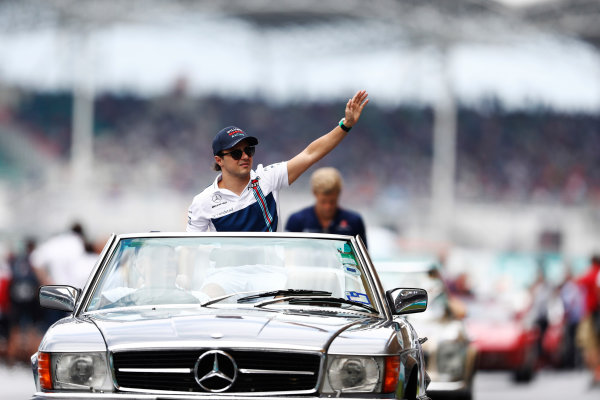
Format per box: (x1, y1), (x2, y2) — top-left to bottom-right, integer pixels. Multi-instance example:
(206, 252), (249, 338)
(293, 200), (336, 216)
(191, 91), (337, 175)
(338, 118), (352, 132)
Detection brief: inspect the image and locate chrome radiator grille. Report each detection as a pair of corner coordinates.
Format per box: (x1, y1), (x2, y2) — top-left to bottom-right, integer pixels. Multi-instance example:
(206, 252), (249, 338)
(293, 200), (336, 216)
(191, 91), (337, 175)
(112, 350), (321, 393)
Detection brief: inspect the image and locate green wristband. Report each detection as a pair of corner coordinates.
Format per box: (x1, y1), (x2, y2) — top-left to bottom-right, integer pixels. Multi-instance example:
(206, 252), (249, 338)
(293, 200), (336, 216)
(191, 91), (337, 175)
(338, 118), (351, 132)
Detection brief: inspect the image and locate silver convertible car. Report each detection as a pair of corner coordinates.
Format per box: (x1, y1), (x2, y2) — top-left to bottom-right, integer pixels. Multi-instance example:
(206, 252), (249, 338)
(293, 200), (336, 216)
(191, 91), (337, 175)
(32, 232), (429, 400)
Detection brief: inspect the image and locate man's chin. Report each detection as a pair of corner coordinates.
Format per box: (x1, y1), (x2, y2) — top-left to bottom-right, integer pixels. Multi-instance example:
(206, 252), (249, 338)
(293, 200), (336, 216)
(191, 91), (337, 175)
(317, 211), (336, 220)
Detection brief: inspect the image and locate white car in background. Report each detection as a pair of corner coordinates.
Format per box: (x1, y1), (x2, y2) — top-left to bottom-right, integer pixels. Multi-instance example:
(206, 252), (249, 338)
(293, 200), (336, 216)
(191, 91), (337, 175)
(377, 260), (477, 400)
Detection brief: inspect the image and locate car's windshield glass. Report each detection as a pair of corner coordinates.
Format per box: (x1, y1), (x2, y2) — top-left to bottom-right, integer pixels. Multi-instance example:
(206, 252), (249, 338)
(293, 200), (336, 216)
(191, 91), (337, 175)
(86, 236), (377, 313)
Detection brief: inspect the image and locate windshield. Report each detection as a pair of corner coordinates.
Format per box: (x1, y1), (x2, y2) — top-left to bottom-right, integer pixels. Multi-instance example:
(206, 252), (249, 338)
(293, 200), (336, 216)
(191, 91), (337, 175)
(86, 236), (377, 313)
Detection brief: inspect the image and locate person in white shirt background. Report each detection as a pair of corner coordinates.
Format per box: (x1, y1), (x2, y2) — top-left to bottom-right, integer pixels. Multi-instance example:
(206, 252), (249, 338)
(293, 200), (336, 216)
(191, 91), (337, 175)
(30, 222), (99, 328)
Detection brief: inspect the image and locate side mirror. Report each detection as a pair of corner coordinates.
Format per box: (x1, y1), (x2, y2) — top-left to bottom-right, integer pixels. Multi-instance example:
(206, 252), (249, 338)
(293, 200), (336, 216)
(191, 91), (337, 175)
(387, 288), (428, 315)
(39, 285), (79, 312)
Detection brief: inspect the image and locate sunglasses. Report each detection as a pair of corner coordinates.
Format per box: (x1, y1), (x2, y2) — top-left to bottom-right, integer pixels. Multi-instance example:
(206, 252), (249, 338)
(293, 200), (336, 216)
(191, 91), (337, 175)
(219, 146), (255, 160)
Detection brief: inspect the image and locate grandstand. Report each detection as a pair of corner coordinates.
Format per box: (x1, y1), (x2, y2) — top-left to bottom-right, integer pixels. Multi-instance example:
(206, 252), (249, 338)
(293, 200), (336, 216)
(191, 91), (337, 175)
(522, 0), (600, 48)
(1, 0), (599, 256)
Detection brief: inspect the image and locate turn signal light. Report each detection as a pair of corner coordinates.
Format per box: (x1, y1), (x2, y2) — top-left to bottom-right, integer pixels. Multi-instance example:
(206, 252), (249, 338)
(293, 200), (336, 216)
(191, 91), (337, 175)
(38, 352), (53, 390)
(383, 356), (400, 393)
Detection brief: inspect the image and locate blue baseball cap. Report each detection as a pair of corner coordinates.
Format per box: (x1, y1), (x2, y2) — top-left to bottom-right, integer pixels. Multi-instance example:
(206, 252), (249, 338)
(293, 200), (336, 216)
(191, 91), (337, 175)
(212, 126), (259, 155)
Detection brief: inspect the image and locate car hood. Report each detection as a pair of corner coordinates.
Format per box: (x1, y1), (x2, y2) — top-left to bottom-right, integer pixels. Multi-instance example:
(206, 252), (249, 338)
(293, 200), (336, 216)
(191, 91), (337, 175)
(86, 306), (378, 352)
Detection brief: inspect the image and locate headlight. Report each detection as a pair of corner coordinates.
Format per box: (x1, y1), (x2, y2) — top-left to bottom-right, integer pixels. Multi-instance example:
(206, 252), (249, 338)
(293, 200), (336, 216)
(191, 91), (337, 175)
(436, 341), (466, 380)
(324, 356), (402, 394)
(326, 356), (381, 393)
(38, 352), (113, 392)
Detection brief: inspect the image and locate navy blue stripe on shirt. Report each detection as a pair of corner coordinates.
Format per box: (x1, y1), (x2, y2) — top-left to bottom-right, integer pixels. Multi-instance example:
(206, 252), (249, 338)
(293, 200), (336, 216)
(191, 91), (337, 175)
(212, 192), (279, 232)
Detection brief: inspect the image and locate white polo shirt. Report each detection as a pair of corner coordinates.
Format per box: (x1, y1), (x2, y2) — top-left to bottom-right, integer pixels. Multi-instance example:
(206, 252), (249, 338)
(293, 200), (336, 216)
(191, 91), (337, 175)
(29, 232), (85, 286)
(187, 162), (289, 232)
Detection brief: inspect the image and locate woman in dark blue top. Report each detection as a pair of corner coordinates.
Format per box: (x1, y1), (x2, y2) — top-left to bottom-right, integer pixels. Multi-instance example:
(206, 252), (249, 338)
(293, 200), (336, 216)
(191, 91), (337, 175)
(285, 167), (367, 247)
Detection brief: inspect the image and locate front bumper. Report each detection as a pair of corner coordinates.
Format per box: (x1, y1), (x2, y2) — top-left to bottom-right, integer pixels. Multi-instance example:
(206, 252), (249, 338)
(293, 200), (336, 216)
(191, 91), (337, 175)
(32, 393), (427, 400)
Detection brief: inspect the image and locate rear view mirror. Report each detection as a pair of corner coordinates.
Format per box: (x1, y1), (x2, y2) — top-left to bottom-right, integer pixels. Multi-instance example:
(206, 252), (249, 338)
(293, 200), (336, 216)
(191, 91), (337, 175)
(39, 285), (79, 312)
(387, 288), (428, 315)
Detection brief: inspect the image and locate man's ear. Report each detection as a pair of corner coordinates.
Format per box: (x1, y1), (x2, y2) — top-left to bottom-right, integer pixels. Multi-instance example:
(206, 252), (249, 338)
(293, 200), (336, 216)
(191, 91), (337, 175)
(214, 155), (223, 167)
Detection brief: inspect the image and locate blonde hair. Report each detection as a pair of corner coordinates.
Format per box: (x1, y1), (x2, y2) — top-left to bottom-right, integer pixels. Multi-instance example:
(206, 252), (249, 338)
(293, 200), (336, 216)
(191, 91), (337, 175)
(311, 167), (343, 195)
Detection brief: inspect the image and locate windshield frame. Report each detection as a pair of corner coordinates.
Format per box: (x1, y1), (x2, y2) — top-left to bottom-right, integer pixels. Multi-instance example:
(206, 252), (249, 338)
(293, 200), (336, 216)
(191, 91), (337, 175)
(76, 232), (387, 317)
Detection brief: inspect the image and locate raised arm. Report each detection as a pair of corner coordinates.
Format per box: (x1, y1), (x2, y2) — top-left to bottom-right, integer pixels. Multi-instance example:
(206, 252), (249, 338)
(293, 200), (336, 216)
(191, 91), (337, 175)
(287, 90), (369, 185)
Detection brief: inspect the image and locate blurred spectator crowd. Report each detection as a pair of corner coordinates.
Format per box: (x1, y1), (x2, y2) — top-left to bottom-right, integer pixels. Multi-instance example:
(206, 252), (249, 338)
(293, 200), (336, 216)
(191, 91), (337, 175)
(1, 87), (599, 206)
(445, 253), (600, 383)
(0, 222), (99, 364)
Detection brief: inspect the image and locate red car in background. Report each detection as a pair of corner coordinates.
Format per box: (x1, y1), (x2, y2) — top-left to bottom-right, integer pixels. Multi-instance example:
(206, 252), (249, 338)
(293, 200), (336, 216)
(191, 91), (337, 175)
(0, 268), (10, 356)
(450, 251), (571, 379)
(465, 297), (540, 382)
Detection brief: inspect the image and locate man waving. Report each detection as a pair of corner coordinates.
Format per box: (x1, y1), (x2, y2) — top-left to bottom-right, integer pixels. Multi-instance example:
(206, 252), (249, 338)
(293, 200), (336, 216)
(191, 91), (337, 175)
(187, 90), (369, 232)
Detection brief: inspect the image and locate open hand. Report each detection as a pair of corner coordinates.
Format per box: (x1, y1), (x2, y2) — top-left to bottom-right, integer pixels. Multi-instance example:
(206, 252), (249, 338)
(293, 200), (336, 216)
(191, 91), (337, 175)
(344, 90), (369, 128)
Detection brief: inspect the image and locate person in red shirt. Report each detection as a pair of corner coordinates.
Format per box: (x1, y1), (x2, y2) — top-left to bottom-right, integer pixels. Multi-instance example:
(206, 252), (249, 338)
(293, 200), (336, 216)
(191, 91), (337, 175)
(576, 255), (600, 383)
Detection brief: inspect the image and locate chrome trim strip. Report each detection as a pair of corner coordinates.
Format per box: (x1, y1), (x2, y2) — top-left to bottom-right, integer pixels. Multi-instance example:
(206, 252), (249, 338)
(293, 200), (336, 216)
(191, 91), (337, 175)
(354, 235), (390, 319)
(118, 368), (192, 373)
(84, 302), (377, 316)
(115, 386), (319, 397)
(238, 368), (314, 375)
(109, 352), (118, 391)
(115, 231), (355, 240)
(109, 342), (324, 352)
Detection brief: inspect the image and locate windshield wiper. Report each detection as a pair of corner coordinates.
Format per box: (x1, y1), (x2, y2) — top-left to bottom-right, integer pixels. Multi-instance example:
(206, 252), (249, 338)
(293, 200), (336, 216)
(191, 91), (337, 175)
(237, 289), (331, 303)
(285, 296), (377, 313)
(201, 289), (331, 307)
(201, 290), (263, 307)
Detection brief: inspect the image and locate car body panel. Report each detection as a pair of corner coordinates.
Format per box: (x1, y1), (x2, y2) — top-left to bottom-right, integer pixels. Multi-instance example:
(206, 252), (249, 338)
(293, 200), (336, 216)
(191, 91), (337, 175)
(38, 317), (108, 353)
